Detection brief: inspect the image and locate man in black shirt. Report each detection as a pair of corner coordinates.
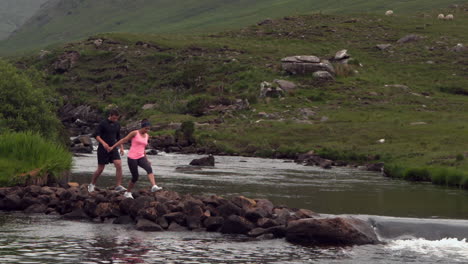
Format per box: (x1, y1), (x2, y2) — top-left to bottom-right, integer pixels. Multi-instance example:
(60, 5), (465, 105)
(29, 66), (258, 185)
(88, 109), (126, 192)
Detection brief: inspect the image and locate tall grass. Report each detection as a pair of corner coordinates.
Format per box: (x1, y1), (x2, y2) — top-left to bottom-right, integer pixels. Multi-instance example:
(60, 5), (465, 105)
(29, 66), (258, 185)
(0, 132), (72, 186)
(384, 165), (468, 189)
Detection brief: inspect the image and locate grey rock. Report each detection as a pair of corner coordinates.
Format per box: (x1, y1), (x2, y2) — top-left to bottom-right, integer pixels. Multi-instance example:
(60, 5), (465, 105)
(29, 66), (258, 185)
(334, 49), (350, 60)
(281, 55), (321, 63)
(313, 71), (334, 81)
(397, 34), (423, 44)
(451, 43), (466, 52)
(376, 44), (392, 50)
(274, 80), (297, 92)
(136, 219), (163, 231)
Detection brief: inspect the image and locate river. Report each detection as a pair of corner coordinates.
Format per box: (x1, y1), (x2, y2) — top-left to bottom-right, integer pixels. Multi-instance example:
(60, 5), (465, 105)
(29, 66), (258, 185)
(1, 152), (467, 263)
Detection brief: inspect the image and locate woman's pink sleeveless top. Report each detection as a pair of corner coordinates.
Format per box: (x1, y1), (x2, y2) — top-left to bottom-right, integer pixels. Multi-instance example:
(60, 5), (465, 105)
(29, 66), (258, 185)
(128, 131), (148, 159)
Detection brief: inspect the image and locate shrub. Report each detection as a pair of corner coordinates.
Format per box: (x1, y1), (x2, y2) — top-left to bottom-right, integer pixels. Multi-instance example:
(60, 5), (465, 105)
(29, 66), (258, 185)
(404, 168), (431, 181)
(0, 60), (63, 140)
(438, 86), (468, 96)
(0, 132), (72, 186)
(185, 95), (215, 116)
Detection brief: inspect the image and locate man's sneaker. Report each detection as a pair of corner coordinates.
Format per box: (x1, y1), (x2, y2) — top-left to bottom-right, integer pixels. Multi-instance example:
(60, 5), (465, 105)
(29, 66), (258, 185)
(151, 185), (162, 192)
(88, 183), (95, 192)
(123, 192), (134, 199)
(115, 185), (127, 192)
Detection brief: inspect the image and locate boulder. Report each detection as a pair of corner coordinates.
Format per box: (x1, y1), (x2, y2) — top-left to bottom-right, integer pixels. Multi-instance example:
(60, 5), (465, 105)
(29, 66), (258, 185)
(259, 81), (285, 98)
(168, 222), (189, 231)
(220, 215), (255, 234)
(255, 199), (274, 215)
(286, 217), (379, 246)
(334, 49), (350, 60)
(189, 155), (215, 166)
(273, 80), (297, 92)
(93, 39), (103, 47)
(78, 136), (93, 147)
(164, 212), (186, 225)
(129, 196), (153, 217)
(312, 71), (335, 82)
(376, 44), (392, 50)
(257, 218), (280, 229)
(63, 208), (89, 220)
(282, 56), (335, 75)
(294, 209), (319, 219)
(248, 228), (267, 237)
(0, 194), (22, 211)
(366, 162), (385, 172)
(397, 34), (423, 44)
(451, 43), (466, 53)
(232, 196), (256, 210)
(24, 204), (48, 214)
(113, 215), (134, 225)
(136, 219), (163, 231)
(216, 201), (243, 217)
(203, 216), (225, 231)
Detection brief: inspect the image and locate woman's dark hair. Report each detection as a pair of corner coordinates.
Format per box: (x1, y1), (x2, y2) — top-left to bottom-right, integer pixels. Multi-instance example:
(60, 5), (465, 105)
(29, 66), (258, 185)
(141, 119), (151, 128)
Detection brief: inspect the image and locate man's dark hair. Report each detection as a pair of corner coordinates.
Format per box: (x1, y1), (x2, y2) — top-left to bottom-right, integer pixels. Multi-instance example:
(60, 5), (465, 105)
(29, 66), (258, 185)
(108, 109), (120, 117)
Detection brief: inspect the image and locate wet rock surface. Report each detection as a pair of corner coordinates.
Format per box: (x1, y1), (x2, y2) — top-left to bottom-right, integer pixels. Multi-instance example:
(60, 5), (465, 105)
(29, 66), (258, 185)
(0, 185), (379, 247)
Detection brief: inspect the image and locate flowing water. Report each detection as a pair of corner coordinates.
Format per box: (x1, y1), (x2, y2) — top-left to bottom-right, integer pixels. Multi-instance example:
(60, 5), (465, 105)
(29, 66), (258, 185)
(1, 152), (467, 263)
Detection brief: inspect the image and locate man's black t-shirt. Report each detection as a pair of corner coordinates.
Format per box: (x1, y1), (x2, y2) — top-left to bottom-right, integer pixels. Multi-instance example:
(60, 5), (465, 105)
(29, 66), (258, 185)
(94, 119), (121, 146)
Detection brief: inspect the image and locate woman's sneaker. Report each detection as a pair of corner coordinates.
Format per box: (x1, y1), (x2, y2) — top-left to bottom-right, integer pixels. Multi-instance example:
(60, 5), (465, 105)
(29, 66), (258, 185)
(87, 183), (95, 192)
(115, 185), (127, 192)
(123, 192), (134, 199)
(151, 185), (162, 192)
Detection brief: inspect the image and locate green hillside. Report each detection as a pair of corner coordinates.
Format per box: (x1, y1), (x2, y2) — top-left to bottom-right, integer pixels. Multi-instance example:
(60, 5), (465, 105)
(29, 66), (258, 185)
(1, 0), (466, 55)
(0, 0), (48, 40)
(16, 4), (468, 188)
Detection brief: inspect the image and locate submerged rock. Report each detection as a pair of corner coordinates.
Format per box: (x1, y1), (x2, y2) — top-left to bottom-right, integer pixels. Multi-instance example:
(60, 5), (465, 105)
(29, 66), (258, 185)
(189, 155), (215, 166)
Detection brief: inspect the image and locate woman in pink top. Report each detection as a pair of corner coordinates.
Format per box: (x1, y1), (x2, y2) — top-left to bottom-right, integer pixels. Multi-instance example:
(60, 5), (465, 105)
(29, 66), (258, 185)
(111, 119), (162, 199)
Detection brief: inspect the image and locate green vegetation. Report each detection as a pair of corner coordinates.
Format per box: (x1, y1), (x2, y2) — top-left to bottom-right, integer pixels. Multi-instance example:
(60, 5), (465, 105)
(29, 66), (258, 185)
(0, 59), (64, 140)
(0, 0), (466, 55)
(0, 132), (72, 187)
(385, 166), (468, 189)
(11, 5), (468, 189)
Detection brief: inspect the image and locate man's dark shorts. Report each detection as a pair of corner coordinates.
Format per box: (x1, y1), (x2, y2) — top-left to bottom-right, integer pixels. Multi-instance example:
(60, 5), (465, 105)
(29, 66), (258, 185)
(97, 146), (121, 165)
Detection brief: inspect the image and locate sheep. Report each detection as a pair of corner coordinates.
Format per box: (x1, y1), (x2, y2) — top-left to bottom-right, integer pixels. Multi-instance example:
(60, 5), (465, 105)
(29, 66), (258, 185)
(445, 14), (454, 20)
(385, 10), (394, 16)
(437, 14), (445, 20)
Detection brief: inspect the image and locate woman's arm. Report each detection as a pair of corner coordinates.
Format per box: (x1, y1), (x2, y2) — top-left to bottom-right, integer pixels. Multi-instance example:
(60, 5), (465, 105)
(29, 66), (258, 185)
(110, 130), (137, 150)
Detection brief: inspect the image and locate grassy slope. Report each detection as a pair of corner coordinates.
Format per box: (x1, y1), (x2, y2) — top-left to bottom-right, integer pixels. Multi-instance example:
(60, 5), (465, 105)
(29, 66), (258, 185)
(16, 5), (468, 185)
(1, 0), (466, 55)
(0, 0), (48, 40)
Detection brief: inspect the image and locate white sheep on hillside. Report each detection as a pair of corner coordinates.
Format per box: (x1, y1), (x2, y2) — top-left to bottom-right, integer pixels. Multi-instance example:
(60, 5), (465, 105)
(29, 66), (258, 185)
(385, 10), (394, 16)
(437, 14), (445, 20)
(445, 14), (454, 20)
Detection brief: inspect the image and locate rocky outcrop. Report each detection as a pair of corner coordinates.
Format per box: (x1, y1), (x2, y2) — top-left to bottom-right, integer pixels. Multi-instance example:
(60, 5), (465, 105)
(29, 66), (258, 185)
(0, 185), (379, 247)
(59, 104), (102, 137)
(53, 51), (80, 73)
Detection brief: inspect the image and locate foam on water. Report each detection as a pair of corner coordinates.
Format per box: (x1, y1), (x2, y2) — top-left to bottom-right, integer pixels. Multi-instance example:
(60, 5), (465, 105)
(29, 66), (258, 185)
(386, 238), (468, 262)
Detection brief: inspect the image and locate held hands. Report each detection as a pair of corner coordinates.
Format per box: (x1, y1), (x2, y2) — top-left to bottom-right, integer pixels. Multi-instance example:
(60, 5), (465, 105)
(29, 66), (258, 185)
(107, 144), (125, 156)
